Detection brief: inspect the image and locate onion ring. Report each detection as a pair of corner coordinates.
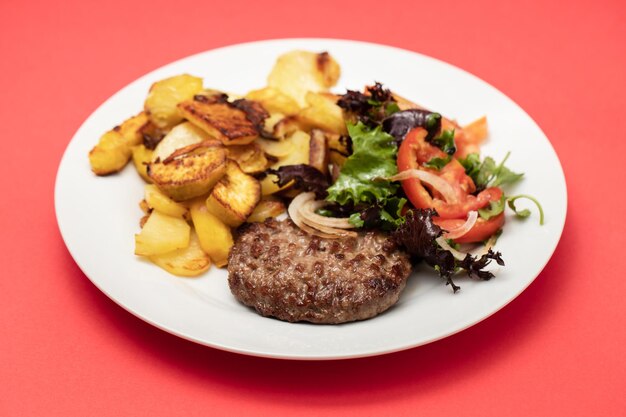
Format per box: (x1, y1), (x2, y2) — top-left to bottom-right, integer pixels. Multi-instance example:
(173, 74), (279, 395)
(442, 211), (478, 240)
(388, 169), (458, 203)
(435, 237), (468, 261)
(288, 193), (356, 238)
(299, 200), (355, 229)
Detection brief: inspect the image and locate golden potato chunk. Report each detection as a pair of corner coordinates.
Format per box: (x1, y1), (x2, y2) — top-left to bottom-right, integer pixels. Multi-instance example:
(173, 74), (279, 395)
(262, 112), (286, 135)
(190, 200), (233, 267)
(272, 115), (300, 139)
(226, 143), (269, 174)
(135, 211), (190, 256)
(297, 92), (347, 135)
(178, 96), (263, 145)
(267, 50), (341, 107)
(138, 121), (169, 150)
(144, 184), (188, 217)
(270, 130), (311, 167)
(89, 130), (129, 175)
(147, 141), (227, 201)
(260, 130), (311, 195)
(144, 74), (203, 129)
(247, 197), (286, 223)
(256, 137), (295, 158)
(131, 144), (153, 182)
(326, 131), (350, 156)
(245, 87), (300, 115)
(149, 231), (211, 277)
(152, 122), (209, 162)
(205, 161), (261, 227)
(89, 112), (148, 175)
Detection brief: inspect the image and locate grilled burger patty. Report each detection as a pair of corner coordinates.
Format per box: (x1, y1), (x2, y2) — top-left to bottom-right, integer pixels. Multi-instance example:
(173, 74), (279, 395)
(228, 219), (412, 324)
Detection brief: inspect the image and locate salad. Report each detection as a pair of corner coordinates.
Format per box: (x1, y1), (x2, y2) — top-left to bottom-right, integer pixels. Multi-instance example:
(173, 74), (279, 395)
(268, 82), (543, 291)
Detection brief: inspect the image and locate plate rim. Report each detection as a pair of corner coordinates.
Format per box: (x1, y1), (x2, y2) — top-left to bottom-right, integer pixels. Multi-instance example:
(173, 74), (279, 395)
(55, 37), (568, 360)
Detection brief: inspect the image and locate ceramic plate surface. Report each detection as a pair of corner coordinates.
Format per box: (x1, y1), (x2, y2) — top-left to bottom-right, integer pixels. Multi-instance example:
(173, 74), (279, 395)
(55, 39), (567, 360)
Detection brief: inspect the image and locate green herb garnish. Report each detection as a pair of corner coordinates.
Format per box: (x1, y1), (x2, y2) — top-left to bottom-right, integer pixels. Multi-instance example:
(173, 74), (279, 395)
(424, 156), (452, 170)
(459, 151), (523, 191)
(507, 194), (545, 225)
(429, 129), (456, 155)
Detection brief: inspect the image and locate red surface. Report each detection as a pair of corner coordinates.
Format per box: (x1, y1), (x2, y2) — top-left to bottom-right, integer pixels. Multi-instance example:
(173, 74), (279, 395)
(1, 0), (625, 415)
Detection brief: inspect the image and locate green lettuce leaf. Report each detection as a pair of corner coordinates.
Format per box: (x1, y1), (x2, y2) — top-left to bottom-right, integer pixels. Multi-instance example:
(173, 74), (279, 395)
(478, 194), (506, 220)
(326, 122), (399, 205)
(458, 151), (523, 191)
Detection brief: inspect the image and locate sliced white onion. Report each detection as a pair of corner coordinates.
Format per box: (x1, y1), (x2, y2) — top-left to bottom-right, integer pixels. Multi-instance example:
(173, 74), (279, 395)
(388, 169), (458, 203)
(288, 193), (337, 239)
(300, 200), (355, 229)
(288, 193), (355, 239)
(435, 237), (468, 261)
(470, 234), (498, 258)
(300, 216), (357, 238)
(442, 211), (478, 240)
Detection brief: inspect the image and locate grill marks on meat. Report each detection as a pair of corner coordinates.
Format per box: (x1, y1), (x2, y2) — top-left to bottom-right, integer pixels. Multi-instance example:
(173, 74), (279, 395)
(228, 219), (412, 324)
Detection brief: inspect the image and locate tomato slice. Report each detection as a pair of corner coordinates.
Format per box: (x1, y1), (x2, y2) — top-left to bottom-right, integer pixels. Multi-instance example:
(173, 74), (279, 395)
(396, 127), (504, 243)
(434, 213), (505, 244)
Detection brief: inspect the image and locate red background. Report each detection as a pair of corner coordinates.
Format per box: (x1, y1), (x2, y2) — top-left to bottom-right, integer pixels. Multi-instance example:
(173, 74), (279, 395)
(1, 0), (624, 415)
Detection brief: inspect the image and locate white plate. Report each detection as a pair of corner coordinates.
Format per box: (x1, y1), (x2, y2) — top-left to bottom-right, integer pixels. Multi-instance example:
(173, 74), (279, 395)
(55, 39), (567, 360)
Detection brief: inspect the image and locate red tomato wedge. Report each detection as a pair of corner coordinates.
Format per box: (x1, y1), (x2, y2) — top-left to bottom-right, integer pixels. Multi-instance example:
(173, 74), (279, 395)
(434, 213), (505, 244)
(396, 127), (504, 242)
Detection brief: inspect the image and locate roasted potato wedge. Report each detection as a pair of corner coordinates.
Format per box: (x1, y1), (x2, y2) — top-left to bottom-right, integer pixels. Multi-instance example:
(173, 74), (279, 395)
(267, 50), (340, 107)
(260, 174), (288, 196)
(135, 211), (190, 256)
(178, 96), (262, 145)
(89, 130), (129, 175)
(119, 112), (149, 143)
(262, 112), (285, 135)
(190, 200), (233, 267)
(326, 131), (350, 156)
(138, 121), (169, 150)
(152, 122), (209, 162)
(226, 143), (269, 174)
(256, 137), (295, 158)
(270, 130), (311, 167)
(131, 144), (153, 182)
(89, 112), (148, 175)
(144, 74), (203, 129)
(194, 88), (229, 101)
(147, 141), (227, 201)
(144, 184), (188, 217)
(309, 129), (329, 174)
(272, 115), (300, 140)
(297, 92), (347, 135)
(149, 230), (211, 277)
(205, 161), (261, 227)
(260, 130), (311, 195)
(245, 87), (300, 115)
(247, 196), (286, 223)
